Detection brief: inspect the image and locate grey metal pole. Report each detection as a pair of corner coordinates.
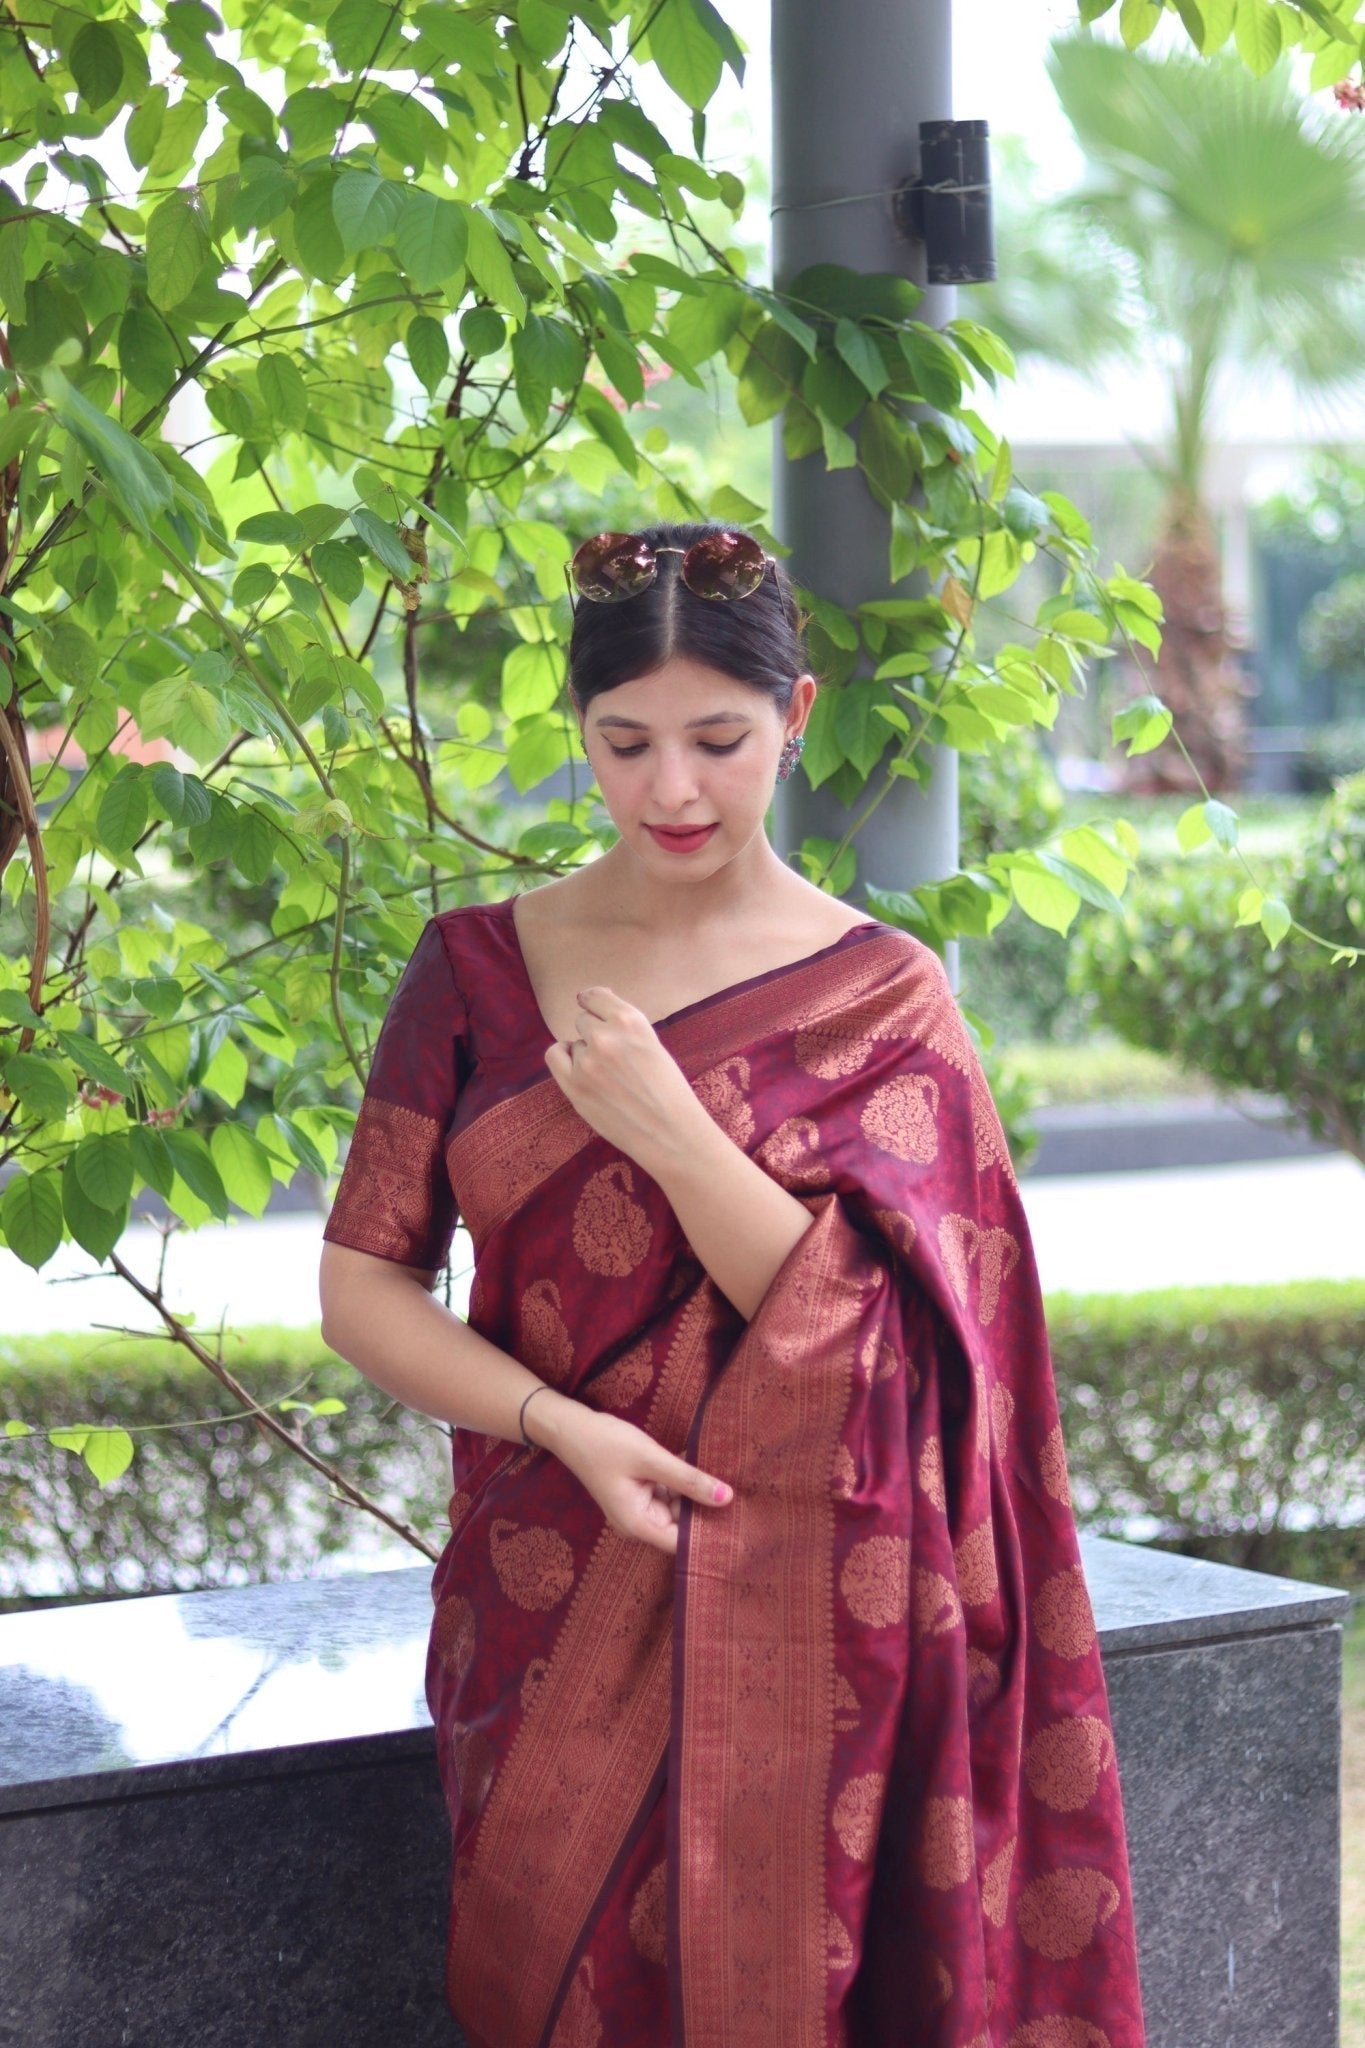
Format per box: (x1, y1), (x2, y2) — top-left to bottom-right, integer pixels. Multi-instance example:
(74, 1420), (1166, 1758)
(770, 0), (959, 965)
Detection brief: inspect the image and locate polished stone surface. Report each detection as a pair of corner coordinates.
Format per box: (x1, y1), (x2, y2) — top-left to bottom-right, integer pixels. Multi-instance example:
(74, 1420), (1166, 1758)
(0, 1536), (1351, 2047)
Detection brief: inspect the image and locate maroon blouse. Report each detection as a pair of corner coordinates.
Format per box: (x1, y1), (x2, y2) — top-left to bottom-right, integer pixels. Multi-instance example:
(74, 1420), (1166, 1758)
(322, 895), (886, 1271)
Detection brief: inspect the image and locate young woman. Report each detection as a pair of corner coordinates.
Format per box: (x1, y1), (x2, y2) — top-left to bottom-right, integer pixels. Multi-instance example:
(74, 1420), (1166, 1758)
(317, 522), (1147, 2048)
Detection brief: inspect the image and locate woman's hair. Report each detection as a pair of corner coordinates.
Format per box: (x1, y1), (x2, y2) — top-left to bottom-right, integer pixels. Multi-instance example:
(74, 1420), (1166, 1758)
(566, 519), (810, 714)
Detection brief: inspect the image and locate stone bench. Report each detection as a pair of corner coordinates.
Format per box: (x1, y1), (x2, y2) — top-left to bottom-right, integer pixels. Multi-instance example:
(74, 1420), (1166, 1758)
(0, 1535), (1350, 2047)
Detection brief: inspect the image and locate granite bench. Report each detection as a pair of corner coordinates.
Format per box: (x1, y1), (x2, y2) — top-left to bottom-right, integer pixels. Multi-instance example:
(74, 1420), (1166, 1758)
(0, 1534), (1350, 2048)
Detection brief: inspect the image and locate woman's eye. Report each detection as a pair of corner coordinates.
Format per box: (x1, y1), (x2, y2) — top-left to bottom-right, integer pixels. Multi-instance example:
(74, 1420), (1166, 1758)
(699, 738), (745, 755)
(606, 743), (647, 758)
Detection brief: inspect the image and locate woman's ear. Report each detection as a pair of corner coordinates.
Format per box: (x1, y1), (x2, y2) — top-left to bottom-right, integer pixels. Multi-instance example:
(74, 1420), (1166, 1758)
(787, 673), (818, 736)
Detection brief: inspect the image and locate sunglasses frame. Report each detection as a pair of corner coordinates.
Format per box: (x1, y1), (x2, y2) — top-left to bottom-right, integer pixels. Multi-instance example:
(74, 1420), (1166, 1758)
(564, 532), (777, 615)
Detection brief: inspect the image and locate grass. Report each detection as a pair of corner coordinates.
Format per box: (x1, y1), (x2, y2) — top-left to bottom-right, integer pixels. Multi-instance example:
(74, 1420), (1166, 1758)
(1345, 1595), (1365, 2045)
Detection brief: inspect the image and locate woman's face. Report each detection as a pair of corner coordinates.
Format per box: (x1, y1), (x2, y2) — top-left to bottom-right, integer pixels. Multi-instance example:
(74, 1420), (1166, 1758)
(575, 656), (815, 878)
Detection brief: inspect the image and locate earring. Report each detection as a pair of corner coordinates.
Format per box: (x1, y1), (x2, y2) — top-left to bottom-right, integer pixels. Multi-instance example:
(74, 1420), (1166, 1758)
(776, 732), (805, 782)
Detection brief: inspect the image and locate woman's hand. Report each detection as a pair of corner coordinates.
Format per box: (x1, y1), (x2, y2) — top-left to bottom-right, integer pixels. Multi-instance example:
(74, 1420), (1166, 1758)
(544, 985), (709, 1177)
(536, 1401), (732, 1557)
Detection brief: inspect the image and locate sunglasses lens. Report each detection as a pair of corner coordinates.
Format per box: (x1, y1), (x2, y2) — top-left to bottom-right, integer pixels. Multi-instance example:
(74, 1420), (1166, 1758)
(571, 533), (657, 602)
(681, 531), (767, 600)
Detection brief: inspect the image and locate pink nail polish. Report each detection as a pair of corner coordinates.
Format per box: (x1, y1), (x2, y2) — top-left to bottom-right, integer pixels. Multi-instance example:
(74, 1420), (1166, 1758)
(713, 1482), (731, 1504)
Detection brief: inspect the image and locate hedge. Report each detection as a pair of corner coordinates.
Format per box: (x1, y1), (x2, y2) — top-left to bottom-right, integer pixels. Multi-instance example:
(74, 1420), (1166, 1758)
(2, 1277), (1362, 1606)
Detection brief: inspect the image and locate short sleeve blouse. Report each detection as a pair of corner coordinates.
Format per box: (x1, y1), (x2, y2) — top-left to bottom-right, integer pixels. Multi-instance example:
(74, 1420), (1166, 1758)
(322, 918), (470, 1270)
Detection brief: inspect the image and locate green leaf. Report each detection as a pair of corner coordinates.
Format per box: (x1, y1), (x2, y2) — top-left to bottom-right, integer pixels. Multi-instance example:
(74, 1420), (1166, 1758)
(501, 640), (563, 719)
(70, 21), (125, 108)
(333, 170), (405, 253)
(646, 0), (725, 108)
(460, 306), (505, 359)
(312, 540), (365, 601)
(1260, 896), (1291, 950)
(257, 352), (309, 432)
(129, 1124), (175, 1197)
(2, 1053), (74, 1124)
(350, 507), (415, 581)
(236, 511), (305, 548)
(210, 1122), (274, 1217)
(82, 1427), (136, 1484)
(146, 192), (211, 311)
(1203, 799), (1239, 850)
(1234, 0), (1282, 73)
(1009, 860), (1081, 936)
(62, 1164), (127, 1261)
(0, 1168), (64, 1269)
(1118, 0), (1161, 46)
(53, 1030), (127, 1094)
(40, 368), (174, 535)
(464, 208), (525, 320)
(407, 313), (450, 394)
(834, 317), (889, 401)
(96, 764), (149, 856)
(1111, 693), (1172, 757)
(394, 190), (468, 289)
(73, 1131), (135, 1211)
(1176, 802), (1212, 852)
(162, 1128), (230, 1218)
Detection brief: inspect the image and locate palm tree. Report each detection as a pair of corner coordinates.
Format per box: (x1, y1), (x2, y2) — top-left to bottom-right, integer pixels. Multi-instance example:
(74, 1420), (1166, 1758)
(972, 38), (1365, 792)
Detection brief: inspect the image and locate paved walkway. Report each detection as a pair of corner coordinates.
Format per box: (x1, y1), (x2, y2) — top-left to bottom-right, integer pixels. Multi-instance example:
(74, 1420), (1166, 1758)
(3, 1154), (1364, 1339)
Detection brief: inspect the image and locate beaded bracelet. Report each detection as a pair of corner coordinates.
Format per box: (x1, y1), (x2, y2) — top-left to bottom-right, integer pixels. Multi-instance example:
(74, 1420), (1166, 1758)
(518, 1384), (551, 1448)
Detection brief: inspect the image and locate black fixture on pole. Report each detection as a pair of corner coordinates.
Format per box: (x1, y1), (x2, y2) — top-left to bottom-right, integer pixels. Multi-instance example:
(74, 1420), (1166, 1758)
(894, 119), (995, 284)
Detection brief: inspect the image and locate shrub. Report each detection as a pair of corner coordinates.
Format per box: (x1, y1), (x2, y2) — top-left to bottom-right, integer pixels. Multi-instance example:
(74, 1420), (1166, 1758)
(1047, 1279), (1365, 1575)
(0, 1327), (449, 1609)
(1069, 774), (1365, 1161)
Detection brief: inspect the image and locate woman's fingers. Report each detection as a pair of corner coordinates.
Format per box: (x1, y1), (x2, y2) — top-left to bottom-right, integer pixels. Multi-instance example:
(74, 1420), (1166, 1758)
(652, 1449), (732, 1508)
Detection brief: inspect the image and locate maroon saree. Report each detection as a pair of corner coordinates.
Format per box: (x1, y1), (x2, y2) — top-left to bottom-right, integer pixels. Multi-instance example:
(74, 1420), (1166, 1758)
(323, 897), (1147, 2048)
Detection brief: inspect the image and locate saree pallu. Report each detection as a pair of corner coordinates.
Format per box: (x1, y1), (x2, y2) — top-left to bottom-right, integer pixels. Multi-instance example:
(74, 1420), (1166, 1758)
(416, 926), (1144, 2048)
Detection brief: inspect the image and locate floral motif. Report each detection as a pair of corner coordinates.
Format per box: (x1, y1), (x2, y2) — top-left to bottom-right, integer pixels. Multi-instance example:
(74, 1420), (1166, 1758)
(489, 1519), (576, 1611)
(914, 1566), (964, 1640)
(981, 1833), (1017, 1925)
(1025, 1716), (1115, 1813)
(954, 1518), (999, 1607)
(1017, 1867), (1121, 1960)
(840, 1535), (911, 1627)
(919, 1793), (974, 1889)
(832, 1770), (886, 1860)
(1033, 1565), (1097, 1659)
(1039, 1422), (1073, 1505)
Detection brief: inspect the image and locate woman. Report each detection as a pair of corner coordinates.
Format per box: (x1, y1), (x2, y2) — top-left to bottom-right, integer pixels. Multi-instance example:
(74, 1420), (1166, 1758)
(318, 522), (1147, 2048)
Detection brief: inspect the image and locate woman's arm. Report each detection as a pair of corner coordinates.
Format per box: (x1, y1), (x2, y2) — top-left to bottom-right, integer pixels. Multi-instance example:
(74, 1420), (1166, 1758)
(544, 987), (817, 1322)
(318, 1242), (732, 1552)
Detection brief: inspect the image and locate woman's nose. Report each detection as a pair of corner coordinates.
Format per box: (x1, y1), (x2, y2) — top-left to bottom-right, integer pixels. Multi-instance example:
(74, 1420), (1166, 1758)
(650, 748), (702, 810)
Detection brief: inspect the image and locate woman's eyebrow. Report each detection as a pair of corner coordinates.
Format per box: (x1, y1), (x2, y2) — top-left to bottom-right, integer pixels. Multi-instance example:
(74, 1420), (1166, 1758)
(593, 712), (754, 731)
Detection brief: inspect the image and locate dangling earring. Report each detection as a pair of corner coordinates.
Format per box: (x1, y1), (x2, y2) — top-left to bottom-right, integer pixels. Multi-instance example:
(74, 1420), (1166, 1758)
(776, 732), (805, 782)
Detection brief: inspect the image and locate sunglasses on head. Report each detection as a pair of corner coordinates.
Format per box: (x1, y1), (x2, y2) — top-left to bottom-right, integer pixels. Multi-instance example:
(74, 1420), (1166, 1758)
(565, 529), (776, 611)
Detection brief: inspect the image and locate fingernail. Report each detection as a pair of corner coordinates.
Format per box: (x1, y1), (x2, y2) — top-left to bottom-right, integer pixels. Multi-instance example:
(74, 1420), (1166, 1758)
(713, 1482), (731, 1504)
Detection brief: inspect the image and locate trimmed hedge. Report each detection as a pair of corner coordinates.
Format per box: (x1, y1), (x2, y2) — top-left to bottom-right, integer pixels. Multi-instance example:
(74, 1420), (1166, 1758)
(0, 1326), (450, 1610)
(2, 1277), (1362, 1605)
(1047, 1278), (1365, 1578)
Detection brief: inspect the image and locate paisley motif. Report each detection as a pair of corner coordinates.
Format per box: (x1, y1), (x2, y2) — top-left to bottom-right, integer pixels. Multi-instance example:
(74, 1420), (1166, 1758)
(572, 1160), (652, 1277)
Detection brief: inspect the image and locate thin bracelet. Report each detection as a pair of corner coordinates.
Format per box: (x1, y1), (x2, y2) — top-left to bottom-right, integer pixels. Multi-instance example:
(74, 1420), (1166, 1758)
(518, 1384), (552, 1448)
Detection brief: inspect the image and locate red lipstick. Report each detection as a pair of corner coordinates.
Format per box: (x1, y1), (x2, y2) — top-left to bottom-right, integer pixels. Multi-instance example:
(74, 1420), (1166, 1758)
(644, 822), (719, 855)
